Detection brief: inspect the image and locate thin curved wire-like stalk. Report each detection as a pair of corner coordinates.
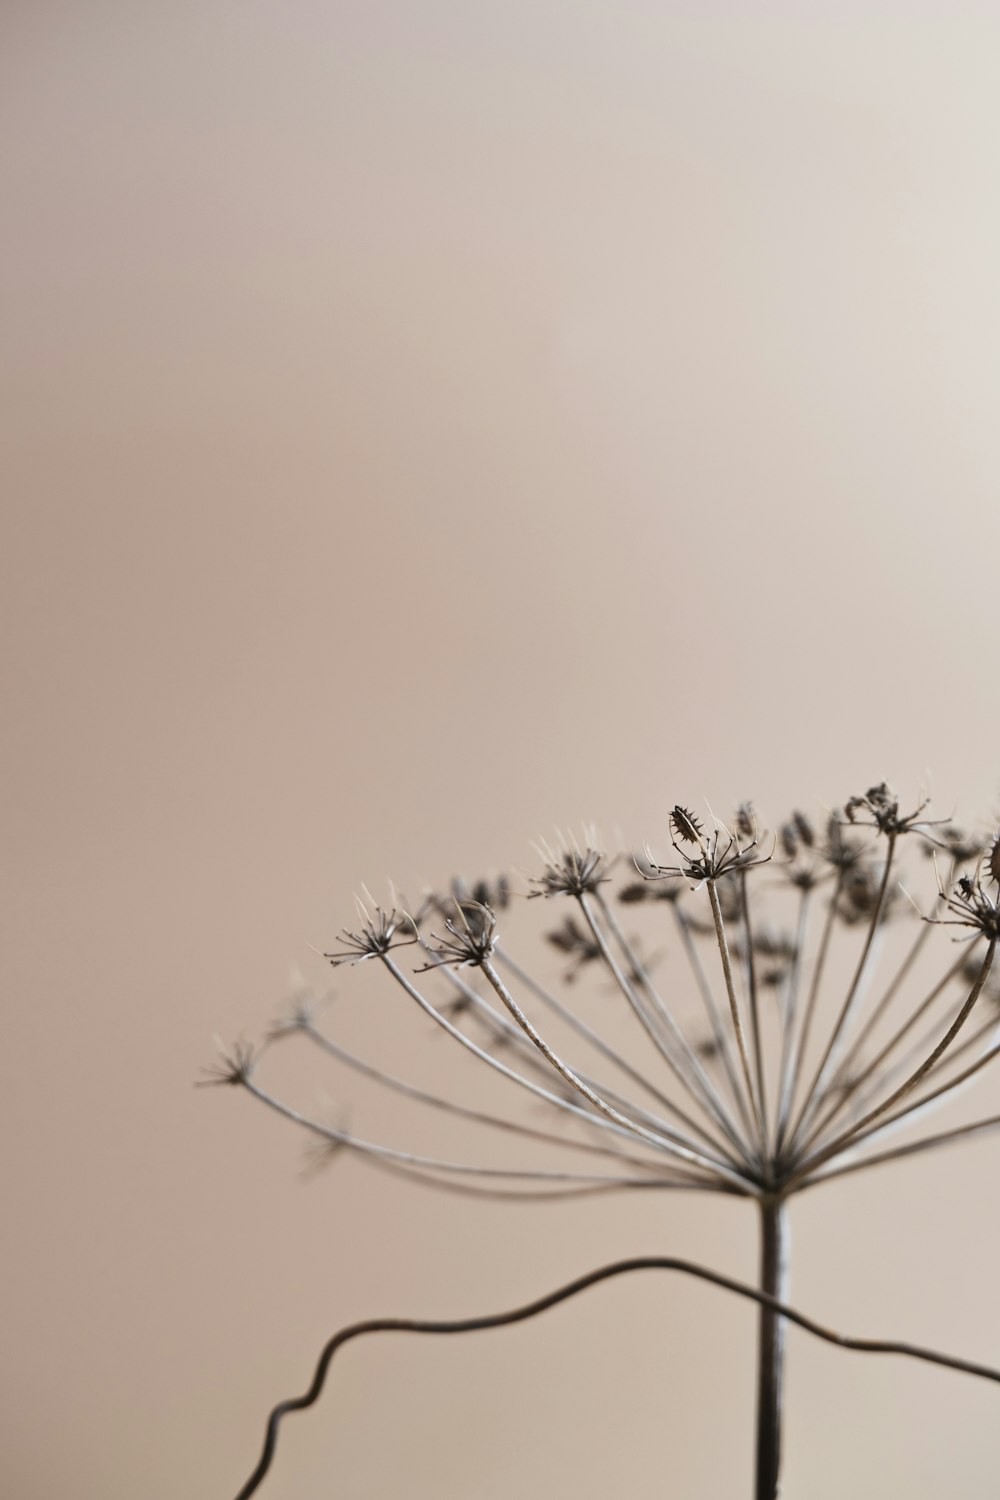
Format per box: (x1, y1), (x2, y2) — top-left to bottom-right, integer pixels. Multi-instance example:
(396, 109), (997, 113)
(707, 879), (766, 1154)
(839, 986), (997, 1129)
(478, 956), (755, 1191)
(789, 834), (898, 1151)
(775, 870), (844, 1156)
(577, 892), (751, 1163)
(740, 870), (769, 1141)
(380, 956), (752, 1186)
(772, 888), (811, 1155)
(298, 1020), (667, 1173)
(797, 1111), (1000, 1191)
(429, 946), (735, 1158)
(242, 1076), (688, 1187)
(589, 890), (752, 1160)
(232, 1254), (1000, 1500)
(824, 919), (933, 1097)
(424, 953), (747, 1169)
(799, 944), (969, 1150)
(817, 1026), (1000, 1163)
(791, 937), (998, 1181)
(495, 943), (700, 1123)
(367, 1162), (720, 1200)
(671, 902), (755, 1136)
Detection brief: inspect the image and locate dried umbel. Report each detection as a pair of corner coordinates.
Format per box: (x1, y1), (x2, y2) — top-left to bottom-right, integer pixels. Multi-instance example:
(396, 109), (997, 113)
(210, 787), (1000, 1499)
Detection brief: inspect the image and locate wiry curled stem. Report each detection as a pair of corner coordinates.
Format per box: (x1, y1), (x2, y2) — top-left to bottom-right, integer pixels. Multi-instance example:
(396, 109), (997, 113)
(232, 1252), (1000, 1500)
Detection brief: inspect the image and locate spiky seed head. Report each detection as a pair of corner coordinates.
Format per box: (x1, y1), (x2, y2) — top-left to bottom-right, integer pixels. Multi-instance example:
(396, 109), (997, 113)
(989, 836), (1000, 887)
(670, 806), (704, 846)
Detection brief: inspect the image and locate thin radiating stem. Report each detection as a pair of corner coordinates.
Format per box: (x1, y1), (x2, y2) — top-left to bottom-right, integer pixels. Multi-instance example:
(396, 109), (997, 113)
(772, 888), (811, 1155)
(576, 891), (746, 1157)
(798, 1111), (1000, 1191)
(826, 920), (933, 1094)
(839, 980), (995, 1129)
(776, 870), (844, 1157)
(381, 956), (753, 1186)
(242, 1076), (692, 1188)
(672, 902), (755, 1136)
(434, 954), (743, 1163)
(790, 836), (898, 1150)
(707, 879), (766, 1155)
(741, 871), (770, 1147)
(495, 944), (699, 1124)
(478, 955), (756, 1191)
(591, 891), (752, 1160)
(791, 938), (998, 1182)
(799, 944), (969, 1151)
(361, 1152), (713, 1202)
(299, 1020), (667, 1173)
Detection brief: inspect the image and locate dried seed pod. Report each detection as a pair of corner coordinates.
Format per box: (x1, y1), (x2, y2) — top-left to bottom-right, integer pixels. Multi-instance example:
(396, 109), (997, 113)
(670, 806), (704, 845)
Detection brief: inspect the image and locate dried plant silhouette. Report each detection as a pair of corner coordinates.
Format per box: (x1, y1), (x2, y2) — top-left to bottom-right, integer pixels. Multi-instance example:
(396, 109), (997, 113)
(209, 784), (1000, 1498)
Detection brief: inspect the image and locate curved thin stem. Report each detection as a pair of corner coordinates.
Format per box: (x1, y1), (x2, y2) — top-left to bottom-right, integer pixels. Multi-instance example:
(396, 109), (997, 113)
(791, 937), (998, 1182)
(672, 903), (754, 1136)
(429, 952), (733, 1159)
(578, 893), (750, 1162)
(233, 1254), (1000, 1500)
(776, 870), (843, 1156)
(772, 888), (811, 1154)
(243, 1077), (682, 1187)
(299, 1020), (666, 1173)
(593, 891), (751, 1158)
(479, 956), (754, 1191)
(797, 1111), (1000, 1191)
(707, 879), (766, 1153)
(379, 956), (736, 1176)
(740, 871), (769, 1142)
(799, 945), (969, 1152)
(495, 944), (714, 1132)
(790, 835), (897, 1151)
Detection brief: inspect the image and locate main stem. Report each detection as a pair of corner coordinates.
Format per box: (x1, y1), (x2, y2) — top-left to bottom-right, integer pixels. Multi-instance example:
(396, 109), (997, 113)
(755, 1196), (789, 1500)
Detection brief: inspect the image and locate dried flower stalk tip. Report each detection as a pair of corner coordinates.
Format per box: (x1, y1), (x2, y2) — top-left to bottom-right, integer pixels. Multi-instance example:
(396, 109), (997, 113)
(530, 846), (609, 899)
(323, 906), (417, 966)
(198, 1039), (258, 1087)
(417, 900), (499, 969)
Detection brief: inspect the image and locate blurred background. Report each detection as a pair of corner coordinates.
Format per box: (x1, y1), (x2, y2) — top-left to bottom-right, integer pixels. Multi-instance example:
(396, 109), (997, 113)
(4, 2), (1000, 1495)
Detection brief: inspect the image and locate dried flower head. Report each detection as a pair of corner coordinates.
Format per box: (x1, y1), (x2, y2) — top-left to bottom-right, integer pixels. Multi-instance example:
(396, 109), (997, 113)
(643, 805), (770, 890)
(198, 1038), (258, 1087)
(417, 900), (498, 969)
(530, 842), (610, 898)
(323, 903), (417, 966)
(214, 781), (1000, 1500)
(932, 860), (1000, 940)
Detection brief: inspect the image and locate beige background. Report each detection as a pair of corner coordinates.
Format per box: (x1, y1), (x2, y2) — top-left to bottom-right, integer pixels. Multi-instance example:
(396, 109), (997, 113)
(5, 3), (1000, 1496)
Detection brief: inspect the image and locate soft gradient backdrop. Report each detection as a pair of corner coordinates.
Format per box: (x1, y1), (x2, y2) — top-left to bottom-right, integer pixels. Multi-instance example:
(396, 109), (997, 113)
(5, 3), (1000, 1496)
